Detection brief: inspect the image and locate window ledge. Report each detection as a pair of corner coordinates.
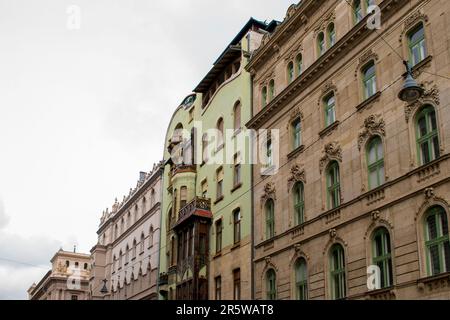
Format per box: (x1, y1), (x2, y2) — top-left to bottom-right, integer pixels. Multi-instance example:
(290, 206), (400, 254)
(403, 55), (433, 77)
(417, 272), (450, 290)
(355, 91), (381, 112)
(261, 165), (277, 177)
(213, 252), (222, 260)
(232, 128), (242, 138)
(366, 286), (396, 300)
(231, 242), (241, 251)
(214, 196), (224, 205)
(319, 121), (340, 138)
(287, 145), (305, 160)
(231, 183), (243, 194)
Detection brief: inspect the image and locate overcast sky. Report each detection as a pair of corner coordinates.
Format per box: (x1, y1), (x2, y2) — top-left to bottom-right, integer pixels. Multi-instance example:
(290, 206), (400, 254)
(0, 0), (293, 300)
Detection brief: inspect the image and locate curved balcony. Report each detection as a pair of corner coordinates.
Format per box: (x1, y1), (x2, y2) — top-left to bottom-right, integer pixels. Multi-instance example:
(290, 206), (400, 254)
(174, 197), (212, 229)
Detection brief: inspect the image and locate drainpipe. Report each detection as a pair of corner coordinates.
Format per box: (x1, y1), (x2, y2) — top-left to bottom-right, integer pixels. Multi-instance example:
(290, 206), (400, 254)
(249, 57), (256, 301)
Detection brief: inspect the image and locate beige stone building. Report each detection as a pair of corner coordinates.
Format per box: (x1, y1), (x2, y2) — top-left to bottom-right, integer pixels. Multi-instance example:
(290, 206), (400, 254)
(28, 250), (91, 300)
(246, 0), (450, 299)
(90, 163), (163, 300)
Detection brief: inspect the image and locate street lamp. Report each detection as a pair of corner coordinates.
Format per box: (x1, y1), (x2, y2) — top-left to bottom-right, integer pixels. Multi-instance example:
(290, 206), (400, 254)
(398, 61), (424, 102)
(100, 279), (108, 295)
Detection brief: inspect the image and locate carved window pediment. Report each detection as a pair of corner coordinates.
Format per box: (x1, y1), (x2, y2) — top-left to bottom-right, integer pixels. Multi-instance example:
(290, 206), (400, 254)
(288, 164), (306, 190)
(319, 142), (342, 173)
(261, 182), (276, 206)
(358, 115), (386, 150)
(404, 84), (439, 122)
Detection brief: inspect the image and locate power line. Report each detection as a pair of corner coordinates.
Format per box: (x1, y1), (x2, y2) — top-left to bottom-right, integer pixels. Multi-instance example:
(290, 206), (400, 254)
(0, 257), (49, 271)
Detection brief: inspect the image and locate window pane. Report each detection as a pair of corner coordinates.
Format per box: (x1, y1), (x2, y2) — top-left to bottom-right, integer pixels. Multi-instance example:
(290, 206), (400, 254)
(418, 116), (427, 137)
(429, 245), (441, 275)
(444, 241), (450, 272)
(433, 137), (440, 160)
(427, 214), (438, 240)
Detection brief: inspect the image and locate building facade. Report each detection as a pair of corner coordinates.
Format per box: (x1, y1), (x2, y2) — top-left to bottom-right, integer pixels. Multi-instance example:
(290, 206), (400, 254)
(90, 164), (163, 300)
(158, 19), (277, 301)
(247, 0), (450, 300)
(28, 250), (91, 300)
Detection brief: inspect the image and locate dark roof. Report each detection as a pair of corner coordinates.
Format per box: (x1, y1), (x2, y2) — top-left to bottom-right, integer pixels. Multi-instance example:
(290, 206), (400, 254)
(193, 18), (278, 93)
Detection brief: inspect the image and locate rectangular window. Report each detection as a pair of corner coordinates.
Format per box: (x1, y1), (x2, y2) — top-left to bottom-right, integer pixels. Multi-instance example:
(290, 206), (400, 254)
(408, 24), (427, 67)
(233, 269), (241, 300)
(233, 153), (241, 187)
(215, 220), (222, 254)
(292, 118), (302, 150)
(233, 209), (241, 245)
(324, 94), (336, 127)
(180, 186), (187, 209)
(216, 168), (224, 200)
(71, 295), (78, 300)
(215, 276), (222, 300)
(201, 179), (208, 198)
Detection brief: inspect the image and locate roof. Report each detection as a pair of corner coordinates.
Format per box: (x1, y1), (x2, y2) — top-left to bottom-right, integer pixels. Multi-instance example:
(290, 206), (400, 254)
(193, 17), (278, 93)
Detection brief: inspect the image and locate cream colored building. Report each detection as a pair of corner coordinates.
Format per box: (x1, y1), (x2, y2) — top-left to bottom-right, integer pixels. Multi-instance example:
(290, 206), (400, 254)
(28, 250), (91, 300)
(90, 163), (163, 300)
(247, 0), (450, 300)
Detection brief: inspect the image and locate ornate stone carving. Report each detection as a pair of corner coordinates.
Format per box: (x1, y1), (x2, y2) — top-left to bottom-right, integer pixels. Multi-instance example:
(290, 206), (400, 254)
(319, 142), (342, 173)
(329, 229), (337, 239)
(399, 11), (429, 43)
(404, 85), (439, 122)
(372, 210), (381, 221)
(425, 188), (435, 200)
(261, 182), (276, 205)
(322, 81), (337, 95)
(288, 164), (306, 190)
(286, 4), (298, 20)
(355, 49), (379, 77)
(289, 107), (304, 122)
(358, 115), (386, 150)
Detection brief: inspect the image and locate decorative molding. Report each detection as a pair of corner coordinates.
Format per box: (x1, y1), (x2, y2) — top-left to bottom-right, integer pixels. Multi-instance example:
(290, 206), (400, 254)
(399, 11), (429, 43)
(415, 188), (450, 222)
(313, 10), (336, 37)
(321, 81), (337, 96)
(261, 182), (277, 206)
(288, 164), (306, 190)
(355, 49), (379, 77)
(358, 115), (386, 150)
(289, 107), (304, 122)
(405, 84), (439, 123)
(319, 142), (342, 173)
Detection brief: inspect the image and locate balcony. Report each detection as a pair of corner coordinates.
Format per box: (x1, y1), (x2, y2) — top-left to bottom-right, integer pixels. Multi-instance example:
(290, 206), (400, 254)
(175, 197), (212, 228)
(171, 164), (196, 178)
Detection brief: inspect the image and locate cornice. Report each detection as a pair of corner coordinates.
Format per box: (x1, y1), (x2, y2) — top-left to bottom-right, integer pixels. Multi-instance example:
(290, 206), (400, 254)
(246, 0), (408, 130)
(246, 0), (319, 73)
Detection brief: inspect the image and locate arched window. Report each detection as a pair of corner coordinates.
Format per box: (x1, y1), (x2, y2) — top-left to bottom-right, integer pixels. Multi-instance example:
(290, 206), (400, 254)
(293, 182), (305, 226)
(170, 236), (176, 266)
(367, 136), (385, 190)
(112, 256), (116, 272)
(132, 239), (137, 259)
(125, 245), (129, 264)
(372, 228), (393, 289)
(84, 263), (88, 270)
(287, 61), (294, 84)
(268, 80), (275, 101)
(296, 54), (303, 76)
(119, 250), (123, 269)
(327, 23), (336, 47)
(353, 0), (363, 24)
(291, 117), (302, 150)
(234, 101), (241, 131)
(266, 269), (277, 300)
(216, 118), (224, 147)
(127, 212), (131, 228)
(115, 224), (119, 240)
(295, 258), (308, 300)
(424, 206), (450, 276)
(362, 61), (377, 99)
(416, 105), (440, 165)
(261, 86), (268, 108)
(324, 92), (336, 127)
(408, 23), (427, 67)
(329, 244), (346, 300)
(326, 161), (341, 210)
(140, 233), (145, 253)
(317, 32), (325, 56)
(265, 199), (275, 239)
(65, 260), (70, 267)
(149, 226), (154, 248)
(150, 189), (155, 206)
